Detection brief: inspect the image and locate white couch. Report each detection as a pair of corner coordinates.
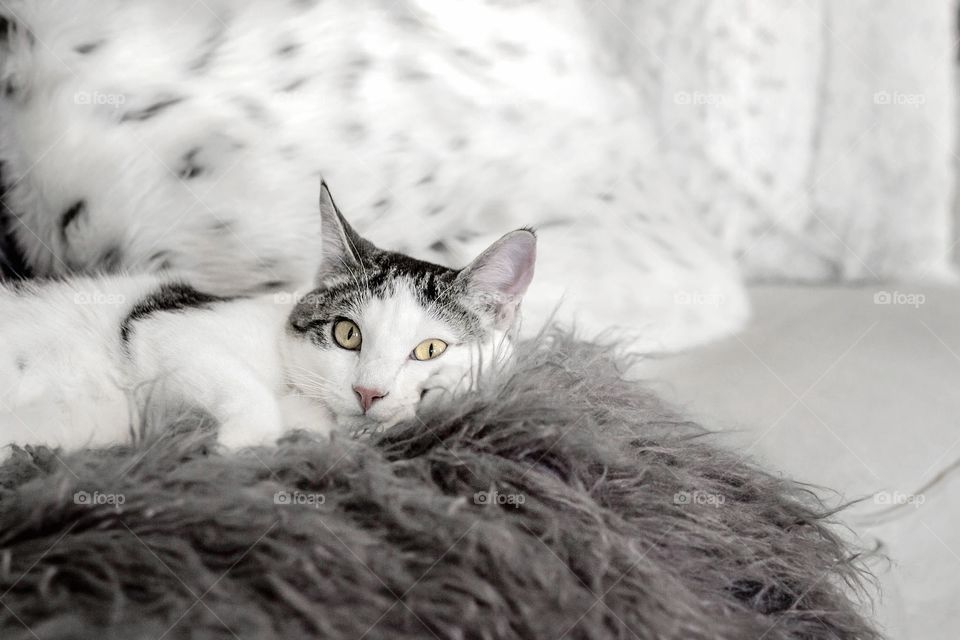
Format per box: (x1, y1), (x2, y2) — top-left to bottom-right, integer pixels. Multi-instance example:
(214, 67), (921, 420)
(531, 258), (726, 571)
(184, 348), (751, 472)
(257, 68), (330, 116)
(637, 285), (960, 639)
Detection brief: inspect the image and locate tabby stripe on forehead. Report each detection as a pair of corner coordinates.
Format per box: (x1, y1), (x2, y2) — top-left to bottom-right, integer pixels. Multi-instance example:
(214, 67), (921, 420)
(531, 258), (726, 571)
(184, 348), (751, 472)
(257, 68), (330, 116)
(120, 283), (233, 345)
(423, 270), (438, 300)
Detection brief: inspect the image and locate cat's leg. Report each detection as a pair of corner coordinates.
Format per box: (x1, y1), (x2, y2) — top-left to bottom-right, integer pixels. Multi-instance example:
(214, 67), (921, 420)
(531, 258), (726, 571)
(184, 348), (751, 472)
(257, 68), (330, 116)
(215, 380), (286, 450)
(139, 359), (286, 451)
(277, 392), (339, 437)
(0, 390), (131, 462)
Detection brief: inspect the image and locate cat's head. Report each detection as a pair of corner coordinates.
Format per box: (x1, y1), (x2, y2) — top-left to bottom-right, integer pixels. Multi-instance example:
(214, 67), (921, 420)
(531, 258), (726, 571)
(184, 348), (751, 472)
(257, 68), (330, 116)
(283, 182), (536, 431)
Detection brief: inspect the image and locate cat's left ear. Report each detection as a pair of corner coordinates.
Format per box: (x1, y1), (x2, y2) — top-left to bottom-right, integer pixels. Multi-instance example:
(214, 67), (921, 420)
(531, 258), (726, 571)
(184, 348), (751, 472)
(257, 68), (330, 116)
(317, 180), (375, 279)
(456, 229), (536, 329)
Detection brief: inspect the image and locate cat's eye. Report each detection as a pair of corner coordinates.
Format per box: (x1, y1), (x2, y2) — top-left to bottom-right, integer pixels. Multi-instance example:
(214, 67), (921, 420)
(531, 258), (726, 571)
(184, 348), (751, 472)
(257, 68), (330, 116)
(332, 319), (362, 350)
(412, 339), (447, 361)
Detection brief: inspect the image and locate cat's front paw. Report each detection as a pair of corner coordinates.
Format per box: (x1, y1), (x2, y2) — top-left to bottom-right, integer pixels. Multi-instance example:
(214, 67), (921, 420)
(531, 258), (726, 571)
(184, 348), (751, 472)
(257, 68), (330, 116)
(216, 403), (285, 452)
(278, 393), (339, 436)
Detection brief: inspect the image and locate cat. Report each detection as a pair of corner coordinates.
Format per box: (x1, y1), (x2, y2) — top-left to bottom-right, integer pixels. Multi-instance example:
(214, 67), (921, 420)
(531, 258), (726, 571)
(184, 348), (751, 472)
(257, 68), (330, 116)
(0, 182), (536, 455)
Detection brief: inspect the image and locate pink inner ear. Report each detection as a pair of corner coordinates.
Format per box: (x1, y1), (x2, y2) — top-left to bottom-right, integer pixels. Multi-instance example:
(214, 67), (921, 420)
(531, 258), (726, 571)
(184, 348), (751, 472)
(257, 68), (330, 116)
(472, 232), (536, 297)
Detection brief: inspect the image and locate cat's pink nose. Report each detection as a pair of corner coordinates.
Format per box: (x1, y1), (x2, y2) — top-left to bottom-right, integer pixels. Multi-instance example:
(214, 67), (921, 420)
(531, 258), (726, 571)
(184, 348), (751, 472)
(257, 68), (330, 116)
(352, 385), (387, 413)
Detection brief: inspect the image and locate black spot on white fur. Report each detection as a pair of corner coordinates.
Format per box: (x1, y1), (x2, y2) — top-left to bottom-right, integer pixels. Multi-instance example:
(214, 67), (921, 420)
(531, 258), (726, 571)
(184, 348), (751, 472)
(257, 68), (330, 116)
(397, 63), (430, 82)
(276, 42), (300, 57)
(0, 16), (32, 49)
(120, 97), (186, 123)
(121, 283), (232, 344)
(281, 77), (308, 92)
(60, 200), (86, 242)
(14, 355), (26, 372)
(189, 22), (228, 73)
(233, 96), (268, 123)
(74, 40), (104, 55)
(178, 148), (204, 179)
(99, 245), (123, 272)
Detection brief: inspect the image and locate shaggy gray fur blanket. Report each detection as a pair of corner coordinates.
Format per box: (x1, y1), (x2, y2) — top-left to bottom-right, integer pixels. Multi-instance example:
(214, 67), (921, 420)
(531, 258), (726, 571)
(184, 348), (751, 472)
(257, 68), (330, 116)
(0, 330), (877, 639)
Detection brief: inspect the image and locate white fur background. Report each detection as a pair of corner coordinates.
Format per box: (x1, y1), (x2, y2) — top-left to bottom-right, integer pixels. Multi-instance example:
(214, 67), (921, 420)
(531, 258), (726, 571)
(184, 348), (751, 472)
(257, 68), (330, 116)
(0, 0), (955, 350)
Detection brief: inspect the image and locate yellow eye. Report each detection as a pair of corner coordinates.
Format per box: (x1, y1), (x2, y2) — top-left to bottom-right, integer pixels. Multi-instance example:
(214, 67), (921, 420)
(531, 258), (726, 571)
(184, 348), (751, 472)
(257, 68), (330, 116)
(332, 319), (362, 350)
(412, 339), (447, 361)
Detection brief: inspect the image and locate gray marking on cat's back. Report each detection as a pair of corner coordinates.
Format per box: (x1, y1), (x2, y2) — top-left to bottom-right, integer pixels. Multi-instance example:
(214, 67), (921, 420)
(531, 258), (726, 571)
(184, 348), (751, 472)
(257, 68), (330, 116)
(120, 282), (233, 345)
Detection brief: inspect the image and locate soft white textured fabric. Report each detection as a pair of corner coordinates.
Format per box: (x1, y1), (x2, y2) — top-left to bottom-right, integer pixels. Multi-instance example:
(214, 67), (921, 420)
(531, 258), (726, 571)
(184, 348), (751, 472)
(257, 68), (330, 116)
(0, 0), (749, 352)
(0, 0), (955, 351)
(599, 0), (957, 282)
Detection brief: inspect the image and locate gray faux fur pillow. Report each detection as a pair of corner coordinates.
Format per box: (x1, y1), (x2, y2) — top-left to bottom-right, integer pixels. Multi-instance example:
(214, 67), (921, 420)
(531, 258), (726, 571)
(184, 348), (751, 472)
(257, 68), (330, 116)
(0, 330), (878, 639)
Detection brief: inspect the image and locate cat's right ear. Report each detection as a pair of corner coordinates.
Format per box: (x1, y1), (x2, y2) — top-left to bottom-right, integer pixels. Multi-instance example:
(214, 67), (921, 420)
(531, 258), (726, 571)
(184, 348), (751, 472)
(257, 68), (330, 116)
(317, 180), (371, 278)
(456, 228), (536, 329)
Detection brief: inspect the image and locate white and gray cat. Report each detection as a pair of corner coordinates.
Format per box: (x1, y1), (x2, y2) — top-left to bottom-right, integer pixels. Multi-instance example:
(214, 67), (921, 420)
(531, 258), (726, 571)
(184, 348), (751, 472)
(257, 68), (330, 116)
(0, 183), (536, 455)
